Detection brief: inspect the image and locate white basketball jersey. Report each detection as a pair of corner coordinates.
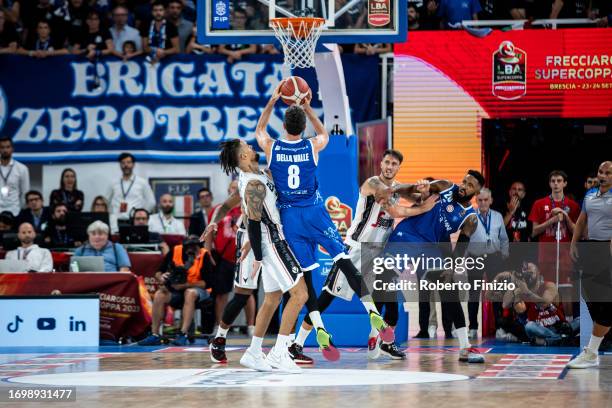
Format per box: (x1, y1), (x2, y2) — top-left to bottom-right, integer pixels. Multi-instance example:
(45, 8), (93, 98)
(345, 180), (398, 246)
(238, 170), (285, 243)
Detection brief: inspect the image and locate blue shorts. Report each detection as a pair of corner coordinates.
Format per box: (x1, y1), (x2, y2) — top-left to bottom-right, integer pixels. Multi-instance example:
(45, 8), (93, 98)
(280, 204), (347, 271)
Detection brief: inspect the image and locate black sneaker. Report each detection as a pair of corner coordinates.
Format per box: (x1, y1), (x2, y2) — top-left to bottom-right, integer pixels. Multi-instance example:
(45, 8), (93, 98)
(210, 337), (227, 363)
(413, 330), (430, 339)
(288, 343), (314, 365)
(380, 342), (406, 360)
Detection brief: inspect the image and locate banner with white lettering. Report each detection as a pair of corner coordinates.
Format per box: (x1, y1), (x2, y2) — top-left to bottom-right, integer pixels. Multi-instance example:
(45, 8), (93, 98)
(0, 54), (380, 163)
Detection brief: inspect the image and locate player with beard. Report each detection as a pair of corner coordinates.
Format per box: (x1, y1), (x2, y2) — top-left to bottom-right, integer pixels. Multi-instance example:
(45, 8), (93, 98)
(289, 150), (438, 362)
(381, 170), (486, 363)
(217, 139), (309, 373)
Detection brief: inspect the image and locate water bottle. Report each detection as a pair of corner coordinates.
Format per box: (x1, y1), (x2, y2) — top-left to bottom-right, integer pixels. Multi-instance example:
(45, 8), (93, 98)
(331, 115), (344, 136)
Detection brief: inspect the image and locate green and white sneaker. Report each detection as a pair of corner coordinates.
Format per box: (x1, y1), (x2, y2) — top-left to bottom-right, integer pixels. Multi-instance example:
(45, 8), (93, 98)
(369, 311), (395, 343)
(566, 348), (599, 369)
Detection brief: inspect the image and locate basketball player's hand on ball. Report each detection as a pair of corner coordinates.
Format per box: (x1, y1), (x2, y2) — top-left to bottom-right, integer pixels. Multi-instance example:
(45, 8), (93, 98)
(251, 260), (262, 279)
(272, 80), (285, 102)
(301, 89), (312, 107)
(238, 241), (252, 263)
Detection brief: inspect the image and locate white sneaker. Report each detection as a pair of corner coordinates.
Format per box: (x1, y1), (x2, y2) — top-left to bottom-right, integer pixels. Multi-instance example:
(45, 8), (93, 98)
(240, 348), (274, 371)
(367, 336), (381, 360)
(266, 346), (302, 374)
(428, 325), (437, 339)
(566, 348), (600, 369)
(468, 329), (478, 340)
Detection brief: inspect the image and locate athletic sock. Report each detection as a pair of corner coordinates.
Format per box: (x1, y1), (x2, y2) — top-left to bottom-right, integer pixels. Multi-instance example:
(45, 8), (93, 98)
(295, 326), (312, 347)
(456, 327), (470, 350)
(275, 334), (290, 350)
(216, 326), (229, 338)
(308, 311), (324, 330)
(587, 335), (604, 354)
(250, 336), (264, 354)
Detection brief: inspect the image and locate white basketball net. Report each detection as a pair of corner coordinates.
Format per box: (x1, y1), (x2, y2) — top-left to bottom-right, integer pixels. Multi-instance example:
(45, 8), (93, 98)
(270, 18), (325, 69)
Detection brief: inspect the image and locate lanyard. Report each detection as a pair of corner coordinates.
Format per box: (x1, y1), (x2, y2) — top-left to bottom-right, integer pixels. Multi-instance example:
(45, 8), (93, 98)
(159, 213), (172, 232)
(549, 195), (566, 211)
(36, 38), (50, 50)
(120, 177), (136, 200)
(19, 248), (32, 260)
(0, 164), (14, 186)
(478, 211), (491, 237)
(149, 20), (166, 48)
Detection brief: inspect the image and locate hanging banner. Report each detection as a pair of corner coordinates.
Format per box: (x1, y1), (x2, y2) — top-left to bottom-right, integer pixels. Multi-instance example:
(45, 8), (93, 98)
(0, 54), (380, 163)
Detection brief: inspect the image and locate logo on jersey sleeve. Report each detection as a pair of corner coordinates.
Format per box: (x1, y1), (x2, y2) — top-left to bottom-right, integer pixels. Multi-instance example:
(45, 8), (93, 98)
(318, 196), (352, 256)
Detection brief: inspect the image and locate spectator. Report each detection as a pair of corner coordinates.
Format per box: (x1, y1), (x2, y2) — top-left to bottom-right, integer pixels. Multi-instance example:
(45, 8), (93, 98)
(110, 5), (142, 57)
(43, 203), (78, 248)
(131, 208), (170, 255)
(408, 5), (420, 30)
(584, 172), (599, 193)
(92, 194), (119, 233)
(185, 25), (215, 54)
(189, 187), (213, 237)
(209, 180), (241, 327)
(107, 153), (156, 221)
(438, 0), (481, 29)
(551, 0), (588, 19)
(53, 0), (90, 47)
(529, 170), (580, 286)
(0, 9), (18, 54)
(166, 0), (192, 53)
(141, 0), (179, 64)
(72, 10), (114, 60)
(503, 181), (532, 243)
(509, 0), (527, 19)
(260, 43), (280, 55)
(16, 190), (51, 233)
(121, 39), (137, 56)
(0, 211), (16, 233)
(419, 0), (441, 30)
(0, 137), (30, 216)
(138, 235), (213, 346)
(73, 220), (131, 272)
(49, 168), (85, 212)
(466, 187), (509, 339)
(1, 0), (20, 24)
(18, 20), (69, 58)
(218, 8), (256, 64)
(5, 222), (53, 272)
(21, 0), (56, 41)
(149, 193), (187, 236)
(589, 0), (611, 27)
(354, 43), (391, 55)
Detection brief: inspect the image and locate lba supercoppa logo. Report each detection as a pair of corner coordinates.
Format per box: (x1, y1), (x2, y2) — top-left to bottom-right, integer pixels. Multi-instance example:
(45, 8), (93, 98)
(318, 196), (352, 256)
(0, 85), (7, 132)
(492, 40), (527, 100)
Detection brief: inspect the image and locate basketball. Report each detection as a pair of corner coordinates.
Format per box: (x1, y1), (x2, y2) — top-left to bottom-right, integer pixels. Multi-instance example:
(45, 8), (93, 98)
(280, 76), (311, 106)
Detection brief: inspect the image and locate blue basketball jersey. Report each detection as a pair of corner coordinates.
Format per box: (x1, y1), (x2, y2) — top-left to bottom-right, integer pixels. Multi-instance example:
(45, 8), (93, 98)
(268, 138), (323, 209)
(389, 184), (475, 243)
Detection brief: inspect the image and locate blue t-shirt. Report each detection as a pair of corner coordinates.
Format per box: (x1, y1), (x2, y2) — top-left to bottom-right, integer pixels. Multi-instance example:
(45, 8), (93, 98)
(74, 241), (131, 272)
(438, 0), (482, 27)
(268, 138), (323, 209)
(389, 184), (476, 243)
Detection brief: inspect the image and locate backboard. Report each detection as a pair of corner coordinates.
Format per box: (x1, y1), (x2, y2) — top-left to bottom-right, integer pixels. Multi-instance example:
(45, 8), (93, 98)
(197, 0), (406, 44)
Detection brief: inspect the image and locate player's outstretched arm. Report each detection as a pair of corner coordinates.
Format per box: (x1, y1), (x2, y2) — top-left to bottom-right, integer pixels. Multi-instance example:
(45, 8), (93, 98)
(256, 81), (284, 158)
(302, 91), (329, 153)
(384, 195), (438, 218)
(201, 191), (241, 249)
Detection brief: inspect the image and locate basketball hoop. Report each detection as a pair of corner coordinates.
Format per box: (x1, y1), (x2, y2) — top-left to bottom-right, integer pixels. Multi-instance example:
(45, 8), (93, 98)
(270, 17), (325, 69)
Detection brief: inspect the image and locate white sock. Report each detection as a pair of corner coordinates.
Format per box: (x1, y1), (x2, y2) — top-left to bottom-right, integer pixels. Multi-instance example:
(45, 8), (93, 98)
(361, 300), (378, 315)
(295, 326), (312, 347)
(216, 326), (229, 338)
(289, 333), (296, 342)
(275, 334), (290, 350)
(308, 311), (324, 330)
(587, 335), (604, 353)
(456, 327), (470, 350)
(250, 336), (263, 353)
(369, 326), (378, 338)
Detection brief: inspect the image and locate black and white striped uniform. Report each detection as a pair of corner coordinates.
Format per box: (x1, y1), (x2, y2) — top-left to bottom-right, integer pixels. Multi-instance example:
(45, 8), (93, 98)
(233, 219), (258, 289)
(324, 182), (398, 300)
(238, 170), (303, 293)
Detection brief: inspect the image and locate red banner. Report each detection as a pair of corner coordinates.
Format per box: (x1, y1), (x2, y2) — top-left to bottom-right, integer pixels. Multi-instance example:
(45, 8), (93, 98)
(0, 273), (152, 341)
(395, 29), (612, 118)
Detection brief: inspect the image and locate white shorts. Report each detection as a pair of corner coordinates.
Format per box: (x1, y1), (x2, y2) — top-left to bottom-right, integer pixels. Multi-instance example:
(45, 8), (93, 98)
(234, 229), (259, 290)
(261, 238), (303, 293)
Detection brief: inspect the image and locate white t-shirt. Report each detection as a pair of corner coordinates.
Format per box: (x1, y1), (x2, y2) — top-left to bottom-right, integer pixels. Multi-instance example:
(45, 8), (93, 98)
(6, 244), (53, 272)
(148, 213), (186, 236)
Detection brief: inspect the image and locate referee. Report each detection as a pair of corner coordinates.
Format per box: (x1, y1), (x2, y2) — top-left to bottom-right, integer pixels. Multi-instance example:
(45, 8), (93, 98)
(567, 161), (612, 369)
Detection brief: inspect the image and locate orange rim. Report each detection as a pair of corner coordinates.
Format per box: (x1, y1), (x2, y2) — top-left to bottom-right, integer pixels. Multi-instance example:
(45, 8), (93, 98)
(271, 17), (325, 39)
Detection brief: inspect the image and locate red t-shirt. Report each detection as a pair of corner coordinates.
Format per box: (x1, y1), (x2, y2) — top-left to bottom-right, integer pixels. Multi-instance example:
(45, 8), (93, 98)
(526, 282), (566, 327)
(528, 196), (580, 243)
(212, 205), (242, 263)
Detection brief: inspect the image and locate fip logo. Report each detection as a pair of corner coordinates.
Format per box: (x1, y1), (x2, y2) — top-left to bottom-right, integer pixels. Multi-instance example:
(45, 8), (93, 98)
(0, 85), (7, 132)
(212, 0), (230, 29)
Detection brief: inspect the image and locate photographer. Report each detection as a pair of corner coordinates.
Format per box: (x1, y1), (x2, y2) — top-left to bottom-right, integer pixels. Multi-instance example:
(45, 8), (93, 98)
(138, 235), (213, 346)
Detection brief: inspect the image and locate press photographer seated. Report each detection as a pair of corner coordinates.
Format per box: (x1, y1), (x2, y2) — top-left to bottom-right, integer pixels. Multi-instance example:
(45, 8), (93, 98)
(138, 235), (213, 346)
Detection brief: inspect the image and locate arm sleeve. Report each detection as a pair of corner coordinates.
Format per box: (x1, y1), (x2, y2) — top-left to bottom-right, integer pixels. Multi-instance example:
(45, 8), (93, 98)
(247, 220), (263, 261)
